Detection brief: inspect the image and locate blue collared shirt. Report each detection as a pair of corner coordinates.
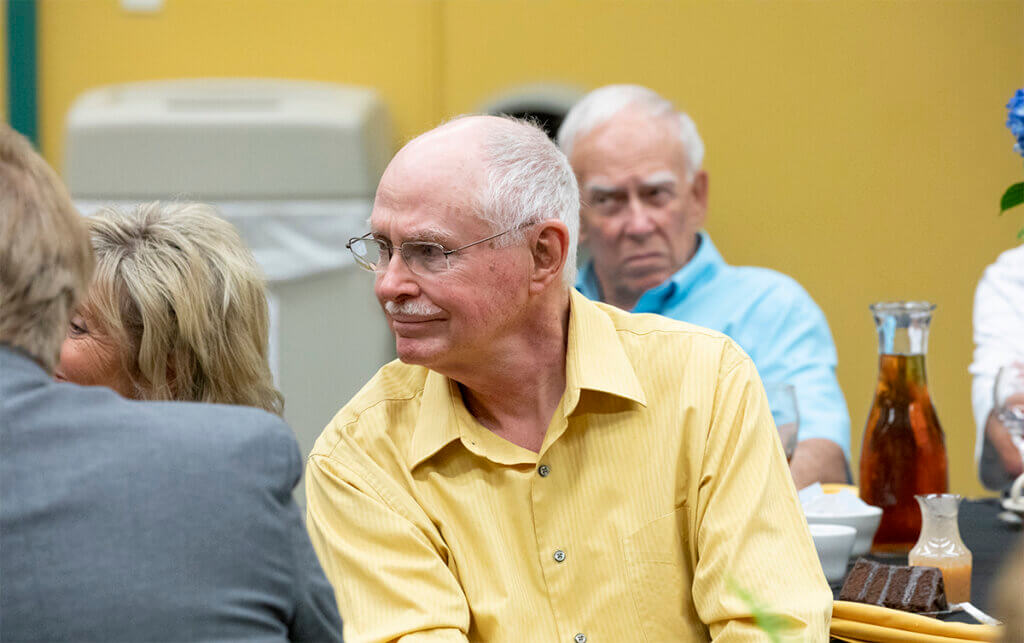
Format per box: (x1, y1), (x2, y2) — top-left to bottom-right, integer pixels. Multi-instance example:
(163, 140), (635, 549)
(577, 232), (851, 458)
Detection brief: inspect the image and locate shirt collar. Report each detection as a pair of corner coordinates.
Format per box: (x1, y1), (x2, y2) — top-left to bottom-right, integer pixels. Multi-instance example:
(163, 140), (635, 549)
(408, 369), (462, 470)
(664, 230), (723, 293)
(406, 289), (647, 470)
(576, 259), (605, 301)
(575, 232), (724, 313)
(563, 288), (647, 414)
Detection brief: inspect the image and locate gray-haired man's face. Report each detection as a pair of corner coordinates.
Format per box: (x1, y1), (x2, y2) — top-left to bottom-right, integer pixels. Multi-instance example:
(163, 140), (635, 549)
(570, 110), (708, 310)
(370, 119), (535, 374)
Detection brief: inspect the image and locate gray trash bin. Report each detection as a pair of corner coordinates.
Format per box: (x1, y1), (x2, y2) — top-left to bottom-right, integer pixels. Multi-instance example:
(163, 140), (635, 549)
(66, 79), (396, 506)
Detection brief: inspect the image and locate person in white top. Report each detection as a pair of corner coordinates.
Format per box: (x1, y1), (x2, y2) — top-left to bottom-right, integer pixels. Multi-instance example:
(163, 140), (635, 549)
(972, 244), (1024, 490)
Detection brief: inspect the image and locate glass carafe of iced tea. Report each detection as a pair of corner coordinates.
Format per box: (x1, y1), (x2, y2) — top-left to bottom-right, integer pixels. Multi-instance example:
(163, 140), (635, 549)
(859, 302), (948, 555)
(908, 494), (971, 604)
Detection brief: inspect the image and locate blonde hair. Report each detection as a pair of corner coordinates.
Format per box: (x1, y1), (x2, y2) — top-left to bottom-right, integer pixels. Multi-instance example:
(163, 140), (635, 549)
(0, 124), (93, 372)
(86, 202), (283, 415)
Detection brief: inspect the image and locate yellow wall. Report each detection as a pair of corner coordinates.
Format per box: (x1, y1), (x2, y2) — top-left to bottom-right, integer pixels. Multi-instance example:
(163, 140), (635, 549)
(37, 0), (442, 156)
(36, 0), (1024, 497)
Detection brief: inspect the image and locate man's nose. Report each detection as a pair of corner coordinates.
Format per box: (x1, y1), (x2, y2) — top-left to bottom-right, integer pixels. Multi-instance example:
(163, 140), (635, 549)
(375, 251), (420, 302)
(622, 195), (658, 237)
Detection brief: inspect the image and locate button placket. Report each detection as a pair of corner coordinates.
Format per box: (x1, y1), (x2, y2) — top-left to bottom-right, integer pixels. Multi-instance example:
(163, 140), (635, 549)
(532, 424), (581, 642)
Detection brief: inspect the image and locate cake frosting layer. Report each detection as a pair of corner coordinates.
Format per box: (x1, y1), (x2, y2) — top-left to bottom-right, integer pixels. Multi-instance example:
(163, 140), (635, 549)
(838, 558), (948, 613)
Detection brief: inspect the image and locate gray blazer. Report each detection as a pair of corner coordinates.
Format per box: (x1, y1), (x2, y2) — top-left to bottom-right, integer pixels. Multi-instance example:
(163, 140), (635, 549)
(0, 346), (343, 642)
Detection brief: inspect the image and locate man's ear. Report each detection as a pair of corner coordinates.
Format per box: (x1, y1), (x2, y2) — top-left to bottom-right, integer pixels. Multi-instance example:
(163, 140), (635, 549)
(529, 220), (570, 294)
(689, 170), (709, 227)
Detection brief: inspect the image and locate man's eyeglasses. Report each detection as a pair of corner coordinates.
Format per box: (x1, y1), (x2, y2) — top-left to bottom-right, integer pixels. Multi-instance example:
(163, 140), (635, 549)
(346, 222), (533, 277)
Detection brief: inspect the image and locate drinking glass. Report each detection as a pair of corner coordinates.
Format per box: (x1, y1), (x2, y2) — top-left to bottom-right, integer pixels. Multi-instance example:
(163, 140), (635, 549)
(994, 363), (1024, 465)
(765, 382), (799, 462)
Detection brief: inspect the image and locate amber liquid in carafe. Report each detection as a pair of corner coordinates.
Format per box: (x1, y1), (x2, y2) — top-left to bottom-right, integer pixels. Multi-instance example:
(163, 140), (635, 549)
(859, 354), (948, 554)
(909, 555), (972, 604)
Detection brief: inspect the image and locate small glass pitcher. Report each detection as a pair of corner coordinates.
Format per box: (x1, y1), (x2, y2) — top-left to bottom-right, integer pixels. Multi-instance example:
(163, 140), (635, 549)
(908, 494), (972, 604)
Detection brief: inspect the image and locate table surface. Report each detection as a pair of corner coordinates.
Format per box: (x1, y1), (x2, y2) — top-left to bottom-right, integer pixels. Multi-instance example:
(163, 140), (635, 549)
(830, 497), (1020, 624)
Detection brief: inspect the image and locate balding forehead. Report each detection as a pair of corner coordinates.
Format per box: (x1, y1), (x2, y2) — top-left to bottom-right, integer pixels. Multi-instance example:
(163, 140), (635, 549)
(372, 138), (487, 227)
(373, 181), (399, 208)
(434, 114), (518, 136)
(402, 116), (492, 154)
(402, 114), (534, 160)
(373, 115), (539, 221)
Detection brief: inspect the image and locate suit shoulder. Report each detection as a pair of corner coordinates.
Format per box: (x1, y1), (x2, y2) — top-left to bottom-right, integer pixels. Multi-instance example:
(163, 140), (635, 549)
(119, 399), (301, 478)
(3, 381), (301, 499)
(162, 400), (291, 437)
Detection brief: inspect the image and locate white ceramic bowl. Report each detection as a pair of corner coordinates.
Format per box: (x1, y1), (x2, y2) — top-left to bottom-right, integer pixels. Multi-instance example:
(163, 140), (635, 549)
(808, 523), (857, 584)
(804, 506), (882, 557)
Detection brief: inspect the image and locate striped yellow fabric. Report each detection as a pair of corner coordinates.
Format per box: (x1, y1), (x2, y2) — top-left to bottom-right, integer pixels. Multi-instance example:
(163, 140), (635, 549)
(306, 289), (831, 642)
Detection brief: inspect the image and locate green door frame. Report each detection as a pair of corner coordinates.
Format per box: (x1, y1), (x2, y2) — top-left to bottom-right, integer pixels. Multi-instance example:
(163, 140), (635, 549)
(7, 0), (38, 146)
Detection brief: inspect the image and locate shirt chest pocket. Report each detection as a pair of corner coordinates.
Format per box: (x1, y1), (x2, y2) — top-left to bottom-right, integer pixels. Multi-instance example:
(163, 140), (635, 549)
(620, 506), (705, 642)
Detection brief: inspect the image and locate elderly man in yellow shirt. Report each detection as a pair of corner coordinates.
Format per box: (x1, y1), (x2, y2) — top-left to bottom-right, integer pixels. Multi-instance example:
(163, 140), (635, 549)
(305, 115), (831, 642)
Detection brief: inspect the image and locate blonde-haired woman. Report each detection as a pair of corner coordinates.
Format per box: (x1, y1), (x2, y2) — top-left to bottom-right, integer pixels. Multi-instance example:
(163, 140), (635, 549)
(56, 202), (283, 415)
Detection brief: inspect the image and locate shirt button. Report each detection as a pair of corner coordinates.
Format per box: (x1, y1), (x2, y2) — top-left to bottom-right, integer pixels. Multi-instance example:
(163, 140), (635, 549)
(574, 634), (587, 643)
(538, 464), (551, 477)
(553, 549), (566, 563)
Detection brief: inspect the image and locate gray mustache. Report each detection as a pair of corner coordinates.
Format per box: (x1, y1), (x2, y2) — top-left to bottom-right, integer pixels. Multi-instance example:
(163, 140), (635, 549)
(384, 300), (443, 317)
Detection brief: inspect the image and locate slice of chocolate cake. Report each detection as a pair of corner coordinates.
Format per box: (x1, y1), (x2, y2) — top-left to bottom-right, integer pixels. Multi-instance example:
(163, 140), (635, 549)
(881, 566), (915, 611)
(839, 557), (948, 613)
(863, 561), (893, 605)
(839, 558), (884, 603)
(902, 566), (948, 613)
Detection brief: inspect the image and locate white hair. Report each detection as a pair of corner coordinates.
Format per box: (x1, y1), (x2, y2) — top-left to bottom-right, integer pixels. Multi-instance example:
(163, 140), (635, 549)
(478, 117), (580, 287)
(556, 84), (704, 177)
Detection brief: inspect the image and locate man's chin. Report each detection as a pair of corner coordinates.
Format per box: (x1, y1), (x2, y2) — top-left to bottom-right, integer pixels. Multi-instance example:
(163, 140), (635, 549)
(621, 270), (672, 295)
(394, 337), (442, 367)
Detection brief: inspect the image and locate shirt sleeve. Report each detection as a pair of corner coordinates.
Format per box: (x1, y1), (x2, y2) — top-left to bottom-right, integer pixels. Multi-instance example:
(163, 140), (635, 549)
(738, 279), (851, 460)
(690, 350), (832, 641)
(971, 251), (1024, 485)
(305, 448), (472, 643)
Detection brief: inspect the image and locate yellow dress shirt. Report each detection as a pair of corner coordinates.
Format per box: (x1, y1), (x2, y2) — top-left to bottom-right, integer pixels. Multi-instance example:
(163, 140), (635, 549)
(306, 289), (831, 642)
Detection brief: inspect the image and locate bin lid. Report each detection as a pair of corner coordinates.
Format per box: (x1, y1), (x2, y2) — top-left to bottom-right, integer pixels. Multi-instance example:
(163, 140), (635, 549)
(76, 198), (370, 284)
(65, 79), (392, 200)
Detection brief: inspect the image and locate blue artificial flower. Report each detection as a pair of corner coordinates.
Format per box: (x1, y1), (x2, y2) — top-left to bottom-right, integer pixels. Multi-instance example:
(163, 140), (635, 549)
(1008, 89), (1024, 156)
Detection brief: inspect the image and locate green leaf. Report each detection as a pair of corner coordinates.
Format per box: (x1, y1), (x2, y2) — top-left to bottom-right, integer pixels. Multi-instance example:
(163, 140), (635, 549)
(1002, 182), (1024, 213)
(727, 578), (784, 642)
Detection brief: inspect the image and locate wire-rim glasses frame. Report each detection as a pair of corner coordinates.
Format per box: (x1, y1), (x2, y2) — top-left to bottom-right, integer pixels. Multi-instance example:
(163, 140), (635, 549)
(345, 221), (536, 276)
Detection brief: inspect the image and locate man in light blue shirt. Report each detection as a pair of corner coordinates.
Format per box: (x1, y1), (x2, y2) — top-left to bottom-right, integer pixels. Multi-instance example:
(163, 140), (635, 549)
(559, 85), (850, 487)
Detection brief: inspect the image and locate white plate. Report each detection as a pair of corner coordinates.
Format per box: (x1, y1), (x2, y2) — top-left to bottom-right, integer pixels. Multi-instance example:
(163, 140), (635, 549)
(918, 604), (960, 617)
(1001, 497), (1024, 514)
